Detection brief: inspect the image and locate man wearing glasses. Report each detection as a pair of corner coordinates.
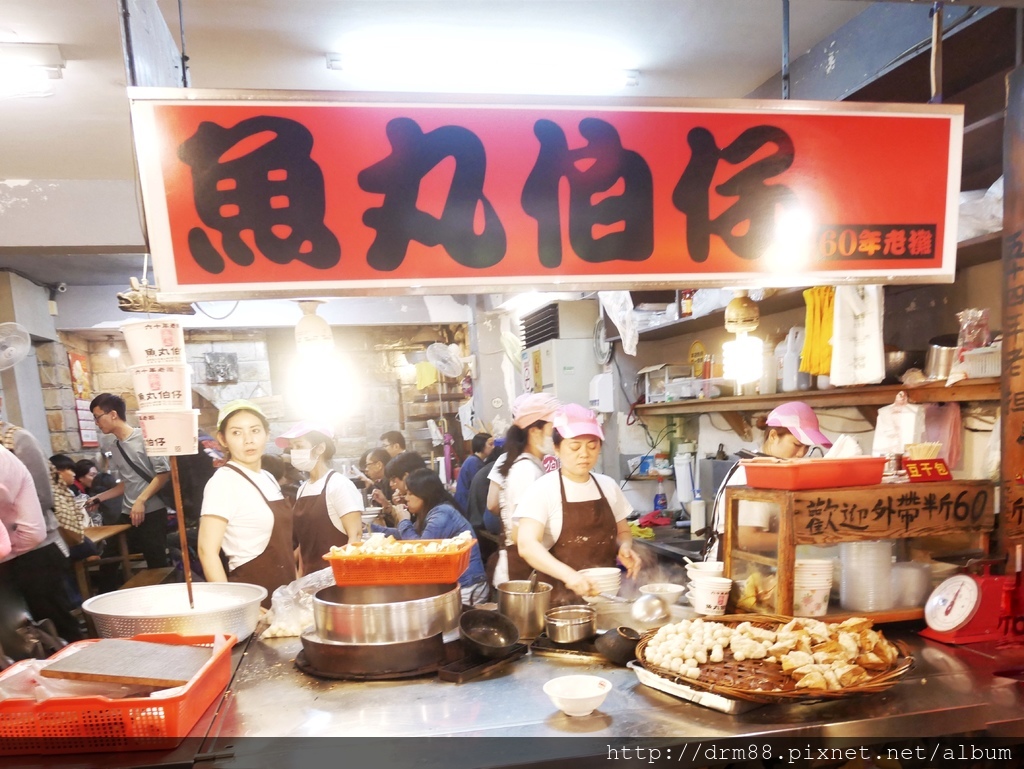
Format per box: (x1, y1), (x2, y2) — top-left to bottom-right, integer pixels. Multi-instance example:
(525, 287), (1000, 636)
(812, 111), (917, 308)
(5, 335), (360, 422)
(87, 393), (170, 569)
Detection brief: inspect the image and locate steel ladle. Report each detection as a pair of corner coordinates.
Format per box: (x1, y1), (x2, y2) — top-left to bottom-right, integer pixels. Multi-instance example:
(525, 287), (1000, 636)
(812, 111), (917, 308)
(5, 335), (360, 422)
(596, 593), (669, 624)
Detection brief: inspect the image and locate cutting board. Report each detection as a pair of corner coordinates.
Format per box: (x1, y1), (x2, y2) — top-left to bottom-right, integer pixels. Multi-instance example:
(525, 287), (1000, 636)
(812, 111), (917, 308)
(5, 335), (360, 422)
(40, 639), (212, 687)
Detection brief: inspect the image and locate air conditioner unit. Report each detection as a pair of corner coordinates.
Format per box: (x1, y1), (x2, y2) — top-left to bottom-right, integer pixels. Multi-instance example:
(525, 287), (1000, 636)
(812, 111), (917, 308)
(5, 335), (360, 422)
(520, 300), (599, 349)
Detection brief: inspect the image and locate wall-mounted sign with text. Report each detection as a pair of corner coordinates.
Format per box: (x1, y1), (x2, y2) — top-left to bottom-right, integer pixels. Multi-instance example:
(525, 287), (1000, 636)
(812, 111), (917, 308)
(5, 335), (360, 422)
(128, 89), (963, 300)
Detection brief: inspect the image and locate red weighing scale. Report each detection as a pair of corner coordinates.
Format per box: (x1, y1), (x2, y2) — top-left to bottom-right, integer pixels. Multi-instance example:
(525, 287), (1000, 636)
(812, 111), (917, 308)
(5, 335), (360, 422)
(920, 547), (1024, 645)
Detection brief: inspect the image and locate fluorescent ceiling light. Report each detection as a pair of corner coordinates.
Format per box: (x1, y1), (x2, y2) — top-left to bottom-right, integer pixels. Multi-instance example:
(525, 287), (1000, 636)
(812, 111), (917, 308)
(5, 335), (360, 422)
(0, 43), (65, 99)
(325, 27), (640, 95)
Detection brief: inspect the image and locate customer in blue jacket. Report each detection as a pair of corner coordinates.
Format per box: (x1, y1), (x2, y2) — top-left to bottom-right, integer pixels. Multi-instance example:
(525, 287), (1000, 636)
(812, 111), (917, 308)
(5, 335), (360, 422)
(453, 432), (493, 511)
(373, 467), (486, 604)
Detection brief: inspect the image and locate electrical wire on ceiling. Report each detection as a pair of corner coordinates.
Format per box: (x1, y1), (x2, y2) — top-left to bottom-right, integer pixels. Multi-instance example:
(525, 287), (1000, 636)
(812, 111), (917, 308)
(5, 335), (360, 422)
(194, 301), (239, 320)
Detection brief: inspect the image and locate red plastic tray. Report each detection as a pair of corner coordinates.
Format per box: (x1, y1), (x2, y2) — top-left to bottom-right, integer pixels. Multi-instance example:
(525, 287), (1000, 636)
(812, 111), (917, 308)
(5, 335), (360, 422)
(740, 457), (886, 491)
(323, 538), (475, 586)
(0, 632), (233, 755)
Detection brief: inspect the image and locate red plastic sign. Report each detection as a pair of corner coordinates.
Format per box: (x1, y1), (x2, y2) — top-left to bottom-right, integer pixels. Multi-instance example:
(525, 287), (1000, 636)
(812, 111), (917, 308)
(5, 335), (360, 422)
(128, 90), (963, 300)
(902, 458), (952, 482)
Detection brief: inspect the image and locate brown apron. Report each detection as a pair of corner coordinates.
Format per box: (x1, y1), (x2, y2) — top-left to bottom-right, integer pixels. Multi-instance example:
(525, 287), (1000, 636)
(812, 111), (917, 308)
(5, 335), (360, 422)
(223, 464), (296, 608)
(293, 471), (350, 576)
(538, 472), (620, 607)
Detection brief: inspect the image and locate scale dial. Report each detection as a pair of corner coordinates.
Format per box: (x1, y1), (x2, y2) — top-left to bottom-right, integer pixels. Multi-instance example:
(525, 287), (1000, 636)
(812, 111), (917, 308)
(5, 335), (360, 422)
(924, 574), (982, 633)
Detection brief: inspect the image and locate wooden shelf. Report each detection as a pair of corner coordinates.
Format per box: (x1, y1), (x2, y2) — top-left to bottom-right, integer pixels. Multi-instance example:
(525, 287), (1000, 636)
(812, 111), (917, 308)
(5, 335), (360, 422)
(955, 231), (1002, 271)
(636, 377), (1001, 418)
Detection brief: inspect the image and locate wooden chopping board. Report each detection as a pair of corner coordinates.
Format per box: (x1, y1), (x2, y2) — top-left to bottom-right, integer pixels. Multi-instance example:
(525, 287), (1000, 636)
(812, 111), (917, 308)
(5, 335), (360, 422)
(40, 639), (212, 687)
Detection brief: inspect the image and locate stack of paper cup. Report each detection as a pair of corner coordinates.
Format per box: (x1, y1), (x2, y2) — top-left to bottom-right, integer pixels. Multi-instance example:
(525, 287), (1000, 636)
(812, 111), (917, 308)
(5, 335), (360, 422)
(120, 318), (198, 457)
(793, 559), (834, 617)
(684, 562), (730, 615)
(839, 541), (894, 612)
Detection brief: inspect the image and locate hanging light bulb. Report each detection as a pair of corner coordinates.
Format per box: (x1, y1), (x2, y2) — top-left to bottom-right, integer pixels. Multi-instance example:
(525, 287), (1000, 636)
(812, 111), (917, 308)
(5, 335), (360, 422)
(294, 300), (334, 356)
(722, 290), (762, 385)
(106, 337), (121, 359)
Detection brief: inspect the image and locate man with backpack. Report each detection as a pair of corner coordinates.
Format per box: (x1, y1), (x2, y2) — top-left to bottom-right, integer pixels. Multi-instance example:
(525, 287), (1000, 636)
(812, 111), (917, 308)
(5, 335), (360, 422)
(87, 393), (170, 569)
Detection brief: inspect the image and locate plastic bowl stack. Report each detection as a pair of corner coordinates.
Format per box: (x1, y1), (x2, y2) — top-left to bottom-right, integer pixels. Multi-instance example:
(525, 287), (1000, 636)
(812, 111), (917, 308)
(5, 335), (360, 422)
(578, 567), (622, 603)
(839, 541), (893, 612)
(793, 559), (834, 616)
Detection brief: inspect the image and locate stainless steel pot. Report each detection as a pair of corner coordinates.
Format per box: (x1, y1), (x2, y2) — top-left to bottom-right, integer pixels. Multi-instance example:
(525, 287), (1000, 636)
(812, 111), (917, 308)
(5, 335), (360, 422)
(497, 580), (552, 639)
(300, 628), (445, 675)
(544, 604), (597, 643)
(313, 583), (460, 644)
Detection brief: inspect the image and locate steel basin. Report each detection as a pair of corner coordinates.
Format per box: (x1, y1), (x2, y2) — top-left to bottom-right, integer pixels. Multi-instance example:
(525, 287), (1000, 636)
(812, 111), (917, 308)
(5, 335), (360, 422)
(313, 583), (460, 644)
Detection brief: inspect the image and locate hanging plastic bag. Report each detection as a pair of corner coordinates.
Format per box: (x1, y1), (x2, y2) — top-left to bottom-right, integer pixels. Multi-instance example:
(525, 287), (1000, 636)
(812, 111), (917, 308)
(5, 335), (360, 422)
(599, 291), (637, 356)
(871, 392), (926, 456)
(263, 567), (337, 638)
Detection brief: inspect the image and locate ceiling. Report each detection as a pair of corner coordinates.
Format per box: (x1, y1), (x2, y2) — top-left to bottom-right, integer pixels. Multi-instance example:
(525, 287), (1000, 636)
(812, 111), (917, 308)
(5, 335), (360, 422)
(0, 0), (873, 289)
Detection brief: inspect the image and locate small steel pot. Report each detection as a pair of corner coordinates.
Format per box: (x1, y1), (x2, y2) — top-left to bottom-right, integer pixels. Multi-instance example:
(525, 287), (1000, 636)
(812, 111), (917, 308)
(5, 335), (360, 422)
(925, 335), (959, 380)
(459, 609), (521, 659)
(544, 605), (597, 644)
(497, 580), (552, 639)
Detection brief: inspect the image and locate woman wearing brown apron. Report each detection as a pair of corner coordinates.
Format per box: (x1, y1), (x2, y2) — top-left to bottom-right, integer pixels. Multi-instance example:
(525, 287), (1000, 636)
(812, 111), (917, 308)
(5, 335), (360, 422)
(485, 392), (561, 587)
(515, 403), (641, 606)
(198, 400), (296, 608)
(276, 421), (363, 576)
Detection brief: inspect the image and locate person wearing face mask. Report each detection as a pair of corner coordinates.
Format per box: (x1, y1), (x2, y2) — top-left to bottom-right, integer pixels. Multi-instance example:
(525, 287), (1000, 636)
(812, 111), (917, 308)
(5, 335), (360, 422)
(276, 421), (364, 576)
(708, 401), (832, 556)
(198, 400), (295, 607)
(515, 403), (640, 606)
(485, 393), (561, 587)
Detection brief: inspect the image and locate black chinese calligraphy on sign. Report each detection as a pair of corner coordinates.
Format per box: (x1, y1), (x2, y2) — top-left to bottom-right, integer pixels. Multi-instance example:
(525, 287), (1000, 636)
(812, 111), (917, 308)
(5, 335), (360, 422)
(673, 125), (795, 263)
(178, 116), (340, 275)
(358, 118), (506, 272)
(522, 118), (653, 268)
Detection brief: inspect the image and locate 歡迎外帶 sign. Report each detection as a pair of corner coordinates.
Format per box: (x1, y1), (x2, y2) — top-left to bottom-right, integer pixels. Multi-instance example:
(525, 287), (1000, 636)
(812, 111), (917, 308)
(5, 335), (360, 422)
(128, 89), (964, 300)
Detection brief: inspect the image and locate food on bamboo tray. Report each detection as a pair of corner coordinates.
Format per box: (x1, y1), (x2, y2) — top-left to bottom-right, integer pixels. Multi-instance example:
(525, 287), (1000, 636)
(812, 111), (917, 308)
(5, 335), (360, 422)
(637, 615), (911, 703)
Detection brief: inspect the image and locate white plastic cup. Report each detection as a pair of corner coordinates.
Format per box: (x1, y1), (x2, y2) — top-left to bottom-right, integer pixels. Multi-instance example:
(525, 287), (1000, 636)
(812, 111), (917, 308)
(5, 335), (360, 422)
(121, 318), (186, 366)
(793, 583), (832, 616)
(130, 364), (192, 411)
(137, 409), (199, 457)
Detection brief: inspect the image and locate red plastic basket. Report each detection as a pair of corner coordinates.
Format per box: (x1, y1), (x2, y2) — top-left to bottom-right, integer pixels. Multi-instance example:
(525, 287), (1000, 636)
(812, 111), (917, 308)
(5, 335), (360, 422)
(740, 457), (886, 491)
(323, 538), (475, 586)
(0, 633), (233, 755)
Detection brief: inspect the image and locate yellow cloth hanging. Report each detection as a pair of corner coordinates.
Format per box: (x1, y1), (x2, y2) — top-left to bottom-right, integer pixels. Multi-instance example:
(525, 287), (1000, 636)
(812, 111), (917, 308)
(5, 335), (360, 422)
(415, 361), (438, 390)
(800, 286), (835, 376)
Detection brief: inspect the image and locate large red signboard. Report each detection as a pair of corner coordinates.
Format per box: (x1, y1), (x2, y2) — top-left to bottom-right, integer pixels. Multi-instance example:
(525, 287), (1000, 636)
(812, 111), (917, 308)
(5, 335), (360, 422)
(128, 89), (963, 300)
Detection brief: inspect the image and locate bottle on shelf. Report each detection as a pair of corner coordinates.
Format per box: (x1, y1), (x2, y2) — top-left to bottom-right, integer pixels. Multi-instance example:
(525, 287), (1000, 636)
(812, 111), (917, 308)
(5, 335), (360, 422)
(679, 289), (696, 318)
(688, 489), (706, 540)
(653, 479), (668, 513)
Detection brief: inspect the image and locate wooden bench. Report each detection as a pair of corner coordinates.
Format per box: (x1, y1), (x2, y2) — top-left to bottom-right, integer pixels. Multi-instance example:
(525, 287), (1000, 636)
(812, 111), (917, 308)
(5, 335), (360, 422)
(118, 567), (176, 590)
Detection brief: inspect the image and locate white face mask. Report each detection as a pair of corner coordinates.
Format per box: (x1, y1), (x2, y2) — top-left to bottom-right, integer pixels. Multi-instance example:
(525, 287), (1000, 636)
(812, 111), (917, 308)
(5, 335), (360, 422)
(290, 448), (319, 472)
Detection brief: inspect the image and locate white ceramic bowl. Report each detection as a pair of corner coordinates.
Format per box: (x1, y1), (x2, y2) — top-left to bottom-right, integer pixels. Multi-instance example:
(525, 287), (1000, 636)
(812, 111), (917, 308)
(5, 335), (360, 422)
(639, 583), (685, 605)
(579, 567), (622, 580)
(543, 674), (612, 717)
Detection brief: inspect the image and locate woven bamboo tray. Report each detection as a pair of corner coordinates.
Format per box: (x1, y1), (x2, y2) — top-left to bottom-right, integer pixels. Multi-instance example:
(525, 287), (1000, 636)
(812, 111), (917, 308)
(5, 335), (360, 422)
(635, 614), (913, 704)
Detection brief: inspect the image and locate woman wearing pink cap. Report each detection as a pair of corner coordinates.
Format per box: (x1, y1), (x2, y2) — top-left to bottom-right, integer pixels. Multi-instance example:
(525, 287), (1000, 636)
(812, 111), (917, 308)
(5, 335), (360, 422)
(485, 392), (561, 586)
(711, 401), (832, 554)
(277, 421), (364, 576)
(514, 403), (641, 605)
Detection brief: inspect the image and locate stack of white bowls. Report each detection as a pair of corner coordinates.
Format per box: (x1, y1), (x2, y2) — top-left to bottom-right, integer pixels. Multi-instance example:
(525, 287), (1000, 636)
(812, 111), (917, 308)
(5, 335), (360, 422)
(793, 559), (834, 617)
(839, 541), (894, 612)
(578, 567), (622, 603)
(684, 562), (731, 615)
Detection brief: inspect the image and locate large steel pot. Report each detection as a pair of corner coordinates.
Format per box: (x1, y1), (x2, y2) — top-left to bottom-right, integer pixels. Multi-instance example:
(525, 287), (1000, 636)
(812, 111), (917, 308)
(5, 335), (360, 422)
(81, 582), (266, 642)
(300, 628), (445, 675)
(497, 580), (552, 639)
(313, 583), (460, 644)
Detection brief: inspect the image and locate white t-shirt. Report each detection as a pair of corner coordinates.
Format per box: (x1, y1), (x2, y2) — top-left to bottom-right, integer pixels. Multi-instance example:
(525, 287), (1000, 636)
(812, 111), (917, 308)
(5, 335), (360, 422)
(513, 472), (633, 550)
(489, 454), (546, 545)
(201, 463), (284, 571)
(297, 471), (364, 532)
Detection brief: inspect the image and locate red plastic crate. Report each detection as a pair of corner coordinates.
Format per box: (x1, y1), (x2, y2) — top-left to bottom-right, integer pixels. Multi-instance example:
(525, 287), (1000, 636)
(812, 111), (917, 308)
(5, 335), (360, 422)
(323, 538), (475, 586)
(740, 457), (886, 491)
(0, 633), (234, 755)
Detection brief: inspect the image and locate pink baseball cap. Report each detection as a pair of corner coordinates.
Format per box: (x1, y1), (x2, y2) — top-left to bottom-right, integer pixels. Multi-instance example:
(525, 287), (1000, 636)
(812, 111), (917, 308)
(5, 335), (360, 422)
(275, 420), (335, 449)
(512, 393), (562, 429)
(552, 403), (604, 440)
(765, 402), (831, 447)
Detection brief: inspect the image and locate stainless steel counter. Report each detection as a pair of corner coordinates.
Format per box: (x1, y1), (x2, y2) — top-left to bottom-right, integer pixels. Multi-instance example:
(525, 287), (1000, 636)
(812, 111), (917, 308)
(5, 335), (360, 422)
(201, 628), (1023, 742)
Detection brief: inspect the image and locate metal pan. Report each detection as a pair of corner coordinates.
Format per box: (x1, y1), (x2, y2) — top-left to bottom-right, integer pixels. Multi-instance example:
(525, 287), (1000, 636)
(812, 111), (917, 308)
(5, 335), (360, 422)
(459, 609), (520, 659)
(313, 583), (460, 644)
